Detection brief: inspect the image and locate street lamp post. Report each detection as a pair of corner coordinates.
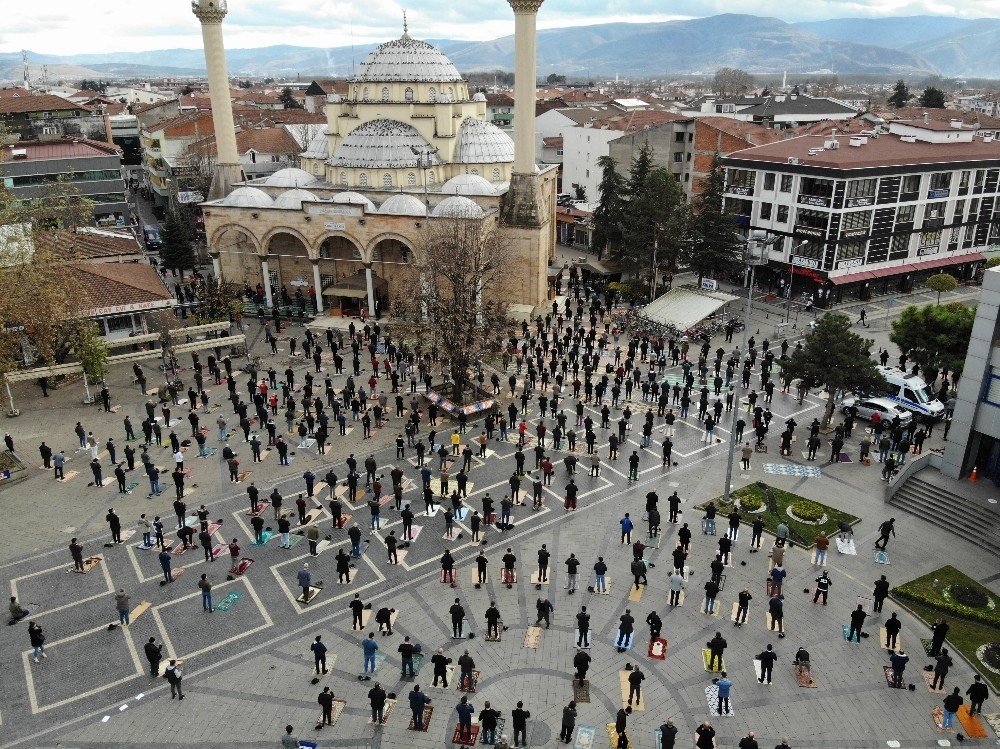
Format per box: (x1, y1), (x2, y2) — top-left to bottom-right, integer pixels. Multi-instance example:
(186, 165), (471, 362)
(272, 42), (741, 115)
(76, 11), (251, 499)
(410, 145), (439, 210)
(649, 226), (660, 303)
(721, 231), (779, 506)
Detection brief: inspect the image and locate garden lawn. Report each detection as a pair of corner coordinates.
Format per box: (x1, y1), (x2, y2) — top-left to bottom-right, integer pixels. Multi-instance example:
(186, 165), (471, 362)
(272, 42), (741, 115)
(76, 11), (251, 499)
(891, 566), (1000, 691)
(698, 482), (860, 547)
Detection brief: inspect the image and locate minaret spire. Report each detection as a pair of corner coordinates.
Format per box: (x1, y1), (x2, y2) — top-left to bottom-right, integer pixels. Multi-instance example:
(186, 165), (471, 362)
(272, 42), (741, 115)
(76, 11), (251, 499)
(402, 10), (410, 39)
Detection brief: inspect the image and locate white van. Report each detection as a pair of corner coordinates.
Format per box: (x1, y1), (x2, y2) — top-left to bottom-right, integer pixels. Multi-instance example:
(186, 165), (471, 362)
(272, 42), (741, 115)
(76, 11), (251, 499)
(875, 365), (945, 420)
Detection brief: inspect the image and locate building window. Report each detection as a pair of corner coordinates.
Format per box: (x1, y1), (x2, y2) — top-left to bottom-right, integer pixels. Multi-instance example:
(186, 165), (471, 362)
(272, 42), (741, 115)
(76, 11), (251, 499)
(405, 87), (414, 102)
(381, 87), (390, 102)
(359, 173), (368, 187)
(920, 229), (942, 249)
(492, 168), (501, 181)
(959, 171), (971, 192)
(776, 205), (789, 223)
(674, 132), (685, 143)
(779, 174), (793, 192)
(795, 208), (828, 232)
(340, 171), (348, 186)
(427, 171), (436, 184)
(383, 172), (393, 187)
(929, 172), (951, 191)
(363, 87), (370, 101)
(727, 169), (755, 192)
(763, 173), (775, 191)
(889, 233), (910, 260)
(953, 199), (965, 221)
(428, 86), (437, 102)
(900, 174), (920, 199)
(837, 241), (866, 262)
(841, 210), (871, 232)
(983, 370), (1000, 406)
(795, 240), (824, 261)
(895, 205), (916, 225)
(673, 152), (682, 162)
(845, 178), (876, 205)
(470, 168), (479, 176)
(760, 203), (772, 220)
(407, 172), (416, 187)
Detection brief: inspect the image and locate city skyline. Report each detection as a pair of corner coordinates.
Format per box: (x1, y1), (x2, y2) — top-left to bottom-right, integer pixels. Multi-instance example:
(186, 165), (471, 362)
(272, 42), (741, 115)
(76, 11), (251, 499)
(1, 0), (996, 56)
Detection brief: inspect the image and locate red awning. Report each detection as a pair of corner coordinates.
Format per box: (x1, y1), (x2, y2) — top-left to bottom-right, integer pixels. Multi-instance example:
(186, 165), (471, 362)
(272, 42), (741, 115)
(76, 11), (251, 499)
(829, 252), (984, 286)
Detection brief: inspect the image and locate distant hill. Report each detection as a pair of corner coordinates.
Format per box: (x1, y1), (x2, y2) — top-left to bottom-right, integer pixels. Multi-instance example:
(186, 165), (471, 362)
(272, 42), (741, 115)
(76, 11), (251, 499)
(12, 12), (1000, 82)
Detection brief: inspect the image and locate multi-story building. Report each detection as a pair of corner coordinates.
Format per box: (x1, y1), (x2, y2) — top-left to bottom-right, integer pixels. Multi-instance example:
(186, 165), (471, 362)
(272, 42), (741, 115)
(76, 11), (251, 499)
(140, 110), (217, 212)
(0, 138), (130, 227)
(721, 118), (1000, 305)
(0, 94), (110, 142)
(685, 93), (858, 129)
(485, 93), (515, 130)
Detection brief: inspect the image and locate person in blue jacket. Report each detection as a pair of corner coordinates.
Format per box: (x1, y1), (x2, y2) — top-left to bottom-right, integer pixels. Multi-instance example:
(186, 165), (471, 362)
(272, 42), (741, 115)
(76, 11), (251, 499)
(456, 696), (476, 741)
(361, 632), (379, 680)
(715, 671), (733, 715)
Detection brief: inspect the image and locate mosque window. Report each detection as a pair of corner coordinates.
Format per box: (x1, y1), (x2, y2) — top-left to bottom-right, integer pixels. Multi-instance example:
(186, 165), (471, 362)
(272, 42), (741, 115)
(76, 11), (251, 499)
(428, 86), (437, 102)
(405, 87), (414, 102)
(359, 173), (369, 187)
(363, 87), (370, 101)
(427, 171), (436, 183)
(383, 173), (393, 188)
(492, 168), (501, 181)
(381, 87), (390, 102)
(353, 86), (358, 99)
(407, 172), (416, 187)
(448, 87), (453, 98)
(339, 171), (348, 186)
(470, 168), (479, 176)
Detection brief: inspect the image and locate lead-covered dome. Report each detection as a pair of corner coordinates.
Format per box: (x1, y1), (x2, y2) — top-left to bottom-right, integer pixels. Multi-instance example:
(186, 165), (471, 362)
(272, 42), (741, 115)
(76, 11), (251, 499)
(379, 193), (428, 217)
(332, 119), (441, 169)
(355, 33), (463, 84)
(217, 186), (274, 208)
(441, 174), (498, 196)
(272, 189), (318, 210)
(455, 118), (515, 164)
(263, 168), (317, 188)
(332, 191), (377, 212)
(432, 195), (485, 219)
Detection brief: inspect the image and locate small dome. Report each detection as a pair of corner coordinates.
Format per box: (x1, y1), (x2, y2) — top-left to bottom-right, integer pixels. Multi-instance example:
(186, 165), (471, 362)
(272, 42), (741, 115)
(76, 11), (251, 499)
(473, 92), (487, 102)
(218, 186), (274, 208)
(327, 93), (342, 103)
(272, 189), (319, 210)
(432, 195), (485, 219)
(332, 191), (377, 212)
(455, 118), (515, 164)
(332, 119), (441, 169)
(263, 167), (318, 188)
(356, 35), (463, 84)
(301, 129), (328, 160)
(441, 174), (498, 197)
(378, 193), (428, 217)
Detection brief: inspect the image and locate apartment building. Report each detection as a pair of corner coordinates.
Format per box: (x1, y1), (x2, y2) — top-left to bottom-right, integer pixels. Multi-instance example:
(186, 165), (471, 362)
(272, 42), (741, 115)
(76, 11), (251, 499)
(721, 119), (1000, 305)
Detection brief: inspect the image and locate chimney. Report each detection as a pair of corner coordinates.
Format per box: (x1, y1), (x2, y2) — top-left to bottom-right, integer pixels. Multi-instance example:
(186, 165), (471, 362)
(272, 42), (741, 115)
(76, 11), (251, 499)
(923, 112), (929, 124)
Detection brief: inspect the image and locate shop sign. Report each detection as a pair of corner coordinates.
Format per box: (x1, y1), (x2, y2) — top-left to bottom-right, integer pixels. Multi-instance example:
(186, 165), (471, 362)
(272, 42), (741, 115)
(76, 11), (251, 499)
(837, 257), (864, 269)
(791, 255), (820, 269)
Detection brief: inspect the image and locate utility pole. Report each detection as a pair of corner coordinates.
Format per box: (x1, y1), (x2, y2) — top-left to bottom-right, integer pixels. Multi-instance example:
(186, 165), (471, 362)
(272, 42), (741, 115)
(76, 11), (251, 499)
(721, 232), (778, 506)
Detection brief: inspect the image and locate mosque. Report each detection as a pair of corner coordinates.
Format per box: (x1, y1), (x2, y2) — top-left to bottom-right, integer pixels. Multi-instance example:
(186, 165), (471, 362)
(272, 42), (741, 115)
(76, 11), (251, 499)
(194, 0), (556, 317)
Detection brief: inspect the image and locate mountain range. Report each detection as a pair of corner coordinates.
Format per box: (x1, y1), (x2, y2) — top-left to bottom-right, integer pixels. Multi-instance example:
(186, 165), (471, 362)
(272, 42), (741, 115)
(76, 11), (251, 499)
(1, 13), (998, 82)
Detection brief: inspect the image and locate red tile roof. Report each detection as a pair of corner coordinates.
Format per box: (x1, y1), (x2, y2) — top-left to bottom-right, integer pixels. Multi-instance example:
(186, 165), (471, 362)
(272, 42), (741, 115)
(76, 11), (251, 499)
(0, 94), (92, 115)
(68, 262), (173, 315)
(695, 117), (784, 146)
(33, 230), (141, 261)
(1, 138), (121, 161)
(0, 87), (31, 99)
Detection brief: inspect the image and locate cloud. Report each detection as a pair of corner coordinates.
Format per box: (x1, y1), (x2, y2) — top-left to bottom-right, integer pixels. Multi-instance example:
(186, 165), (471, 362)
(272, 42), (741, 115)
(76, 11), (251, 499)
(0, 0), (995, 55)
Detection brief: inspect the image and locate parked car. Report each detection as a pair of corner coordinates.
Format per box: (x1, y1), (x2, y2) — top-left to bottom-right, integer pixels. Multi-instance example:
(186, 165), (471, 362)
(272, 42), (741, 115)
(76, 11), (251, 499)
(840, 396), (912, 426)
(142, 225), (162, 251)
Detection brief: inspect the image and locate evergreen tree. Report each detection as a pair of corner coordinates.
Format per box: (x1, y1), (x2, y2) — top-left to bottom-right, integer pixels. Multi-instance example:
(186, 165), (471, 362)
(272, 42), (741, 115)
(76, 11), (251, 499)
(590, 155), (626, 261)
(278, 86), (302, 109)
(782, 313), (884, 426)
(621, 166), (686, 291)
(918, 86), (946, 108)
(160, 210), (196, 277)
(890, 302), (974, 380)
(888, 80), (911, 108)
(683, 154), (743, 285)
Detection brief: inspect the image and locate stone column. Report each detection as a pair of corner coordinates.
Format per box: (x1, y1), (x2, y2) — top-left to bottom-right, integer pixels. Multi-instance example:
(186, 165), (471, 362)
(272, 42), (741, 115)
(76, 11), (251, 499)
(210, 252), (221, 279)
(261, 259), (273, 308)
(192, 0), (244, 200)
(312, 260), (324, 314)
(364, 264), (376, 317)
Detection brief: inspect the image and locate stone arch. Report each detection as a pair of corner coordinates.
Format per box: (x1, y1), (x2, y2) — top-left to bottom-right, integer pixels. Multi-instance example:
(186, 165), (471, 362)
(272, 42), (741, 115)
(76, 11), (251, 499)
(209, 223), (262, 255)
(262, 226), (313, 258)
(366, 232), (419, 265)
(316, 231), (365, 260)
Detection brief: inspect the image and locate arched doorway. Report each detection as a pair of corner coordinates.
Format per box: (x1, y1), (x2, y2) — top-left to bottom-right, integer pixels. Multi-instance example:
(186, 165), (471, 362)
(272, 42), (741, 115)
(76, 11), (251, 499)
(210, 224), (261, 288)
(318, 235), (366, 317)
(266, 230), (311, 309)
(370, 237), (414, 315)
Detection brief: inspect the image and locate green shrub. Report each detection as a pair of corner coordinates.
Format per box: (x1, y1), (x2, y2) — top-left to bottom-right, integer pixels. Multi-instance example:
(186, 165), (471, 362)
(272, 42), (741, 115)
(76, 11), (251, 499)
(738, 495), (763, 511)
(789, 500), (825, 522)
(950, 585), (989, 608)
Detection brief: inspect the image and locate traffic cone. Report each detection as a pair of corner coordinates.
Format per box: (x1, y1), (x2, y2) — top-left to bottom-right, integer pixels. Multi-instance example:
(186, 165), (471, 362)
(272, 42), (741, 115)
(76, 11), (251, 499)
(969, 466), (979, 482)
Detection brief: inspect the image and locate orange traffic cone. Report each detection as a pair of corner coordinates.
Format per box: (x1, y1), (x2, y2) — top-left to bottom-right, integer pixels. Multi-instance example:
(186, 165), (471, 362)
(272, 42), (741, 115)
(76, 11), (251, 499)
(969, 466), (979, 482)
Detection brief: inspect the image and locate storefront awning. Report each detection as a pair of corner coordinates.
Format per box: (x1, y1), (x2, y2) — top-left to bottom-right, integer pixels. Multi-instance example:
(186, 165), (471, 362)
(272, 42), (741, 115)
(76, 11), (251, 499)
(829, 252), (984, 286)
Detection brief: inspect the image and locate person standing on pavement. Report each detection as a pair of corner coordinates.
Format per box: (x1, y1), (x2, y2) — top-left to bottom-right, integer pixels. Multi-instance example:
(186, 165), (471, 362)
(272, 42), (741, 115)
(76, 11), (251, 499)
(931, 649), (953, 690)
(280, 725), (296, 748)
(888, 649), (908, 687)
(847, 604), (867, 643)
(512, 701), (531, 747)
(874, 518), (896, 550)
(144, 637), (162, 676)
(114, 589), (131, 625)
(165, 660), (183, 699)
(941, 687), (963, 729)
(714, 672), (733, 715)
(966, 674), (989, 714)
(559, 701), (577, 743)
(198, 574), (213, 612)
(813, 571), (832, 605)
(318, 686), (337, 727)
(409, 684), (431, 730)
(756, 645), (777, 684)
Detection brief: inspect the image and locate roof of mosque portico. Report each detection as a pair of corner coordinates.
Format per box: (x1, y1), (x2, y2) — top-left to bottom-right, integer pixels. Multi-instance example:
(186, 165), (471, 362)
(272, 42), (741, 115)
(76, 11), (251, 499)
(354, 33), (464, 84)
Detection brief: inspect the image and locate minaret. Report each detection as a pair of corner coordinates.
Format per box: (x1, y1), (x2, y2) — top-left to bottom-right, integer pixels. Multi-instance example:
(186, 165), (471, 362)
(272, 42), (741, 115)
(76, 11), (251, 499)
(500, 0), (544, 227)
(192, 0), (244, 200)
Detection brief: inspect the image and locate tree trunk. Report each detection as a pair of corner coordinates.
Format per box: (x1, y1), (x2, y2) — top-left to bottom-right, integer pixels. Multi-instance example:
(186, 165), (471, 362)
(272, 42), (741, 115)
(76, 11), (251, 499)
(823, 391), (835, 428)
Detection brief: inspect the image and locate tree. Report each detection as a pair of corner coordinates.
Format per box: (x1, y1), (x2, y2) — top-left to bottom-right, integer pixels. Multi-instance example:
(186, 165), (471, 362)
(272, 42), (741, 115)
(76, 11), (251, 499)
(712, 67), (754, 97)
(590, 155), (627, 261)
(278, 87), (302, 109)
(783, 313), (884, 427)
(192, 276), (243, 324)
(621, 165), (687, 289)
(73, 323), (109, 383)
(388, 219), (512, 405)
(546, 73), (566, 84)
(683, 154), (743, 285)
(890, 303), (975, 381)
(919, 86), (946, 108)
(888, 80), (911, 108)
(924, 272), (958, 304)
(160, 210), (196, 277)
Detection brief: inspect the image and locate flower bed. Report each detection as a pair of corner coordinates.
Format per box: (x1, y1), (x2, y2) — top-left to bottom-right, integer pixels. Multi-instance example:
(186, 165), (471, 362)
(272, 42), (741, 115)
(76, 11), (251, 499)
(893, 566), (999, 629)
(788, 500), (826, 523)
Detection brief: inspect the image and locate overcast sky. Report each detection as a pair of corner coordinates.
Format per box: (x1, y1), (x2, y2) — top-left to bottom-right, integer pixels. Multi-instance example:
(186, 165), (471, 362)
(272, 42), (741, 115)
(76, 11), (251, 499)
(1, 0), (995, 55)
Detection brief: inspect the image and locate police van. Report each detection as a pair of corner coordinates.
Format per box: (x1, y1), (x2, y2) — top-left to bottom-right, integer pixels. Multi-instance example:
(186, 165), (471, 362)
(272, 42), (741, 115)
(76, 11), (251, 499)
(875, 365), (945, 420)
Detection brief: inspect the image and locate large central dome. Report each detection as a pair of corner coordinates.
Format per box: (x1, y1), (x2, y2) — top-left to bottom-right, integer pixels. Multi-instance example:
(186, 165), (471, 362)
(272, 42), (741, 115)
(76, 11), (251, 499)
(355, 33), (463, 83)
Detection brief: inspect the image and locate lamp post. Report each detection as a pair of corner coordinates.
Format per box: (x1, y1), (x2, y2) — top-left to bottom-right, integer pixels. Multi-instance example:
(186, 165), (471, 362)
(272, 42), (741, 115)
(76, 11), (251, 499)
(410, 145), (439, 210)
(721, 231), (780, 506)
(649, 225), (660, 303)
(784, 240), (811, 323)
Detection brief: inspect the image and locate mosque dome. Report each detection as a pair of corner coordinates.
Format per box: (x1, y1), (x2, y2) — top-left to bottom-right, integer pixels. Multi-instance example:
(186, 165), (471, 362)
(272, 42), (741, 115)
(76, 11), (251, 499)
(472, 92), (487, 102)
(378, 193), (428, 217)
(272, 189), (319, 210)
(441, 174), (498, 197)
(355, 33), (463, 84)
(332, 191), (377, 212)
(217, 186), (274, 208)
(332, 119), (441, 169)
(263, 168), (318, 188)
(432, 195), (485, 219)
(455, 118), (515, 164)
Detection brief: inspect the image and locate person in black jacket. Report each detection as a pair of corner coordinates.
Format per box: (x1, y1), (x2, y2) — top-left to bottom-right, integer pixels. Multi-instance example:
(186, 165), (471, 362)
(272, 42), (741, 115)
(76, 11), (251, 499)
(847, 604), (866, 643)
(318, 686), (336, 727)
(658, 719), (678, 749)
(941, 687), (963, 729)
(511, 701), (531, 747)
(431, 647), (451, 688)
(559, 701), (577, 743)
(144, 636), (162, 676)
(707, 632), (727, 671)
(756, 644), (777, 684)
(966, 674), (989, 714)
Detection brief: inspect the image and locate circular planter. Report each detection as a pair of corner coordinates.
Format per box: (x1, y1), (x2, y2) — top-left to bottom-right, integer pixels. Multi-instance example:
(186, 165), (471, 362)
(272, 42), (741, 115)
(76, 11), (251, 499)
(735, 497), (766, 514)
(975, 643), (1000, 675)
(941, 585), (996, 611)
(786, 505), (827, 525)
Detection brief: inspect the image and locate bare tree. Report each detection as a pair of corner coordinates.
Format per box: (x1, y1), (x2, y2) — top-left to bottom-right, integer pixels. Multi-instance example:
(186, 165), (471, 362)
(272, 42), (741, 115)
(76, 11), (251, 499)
(712, 67), (755, 97)
(388, 218), (513, 405)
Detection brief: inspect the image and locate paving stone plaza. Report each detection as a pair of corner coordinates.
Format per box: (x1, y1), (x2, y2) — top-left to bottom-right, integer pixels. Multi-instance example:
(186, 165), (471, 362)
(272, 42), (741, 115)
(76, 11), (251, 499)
(0, 304), (996, 749)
